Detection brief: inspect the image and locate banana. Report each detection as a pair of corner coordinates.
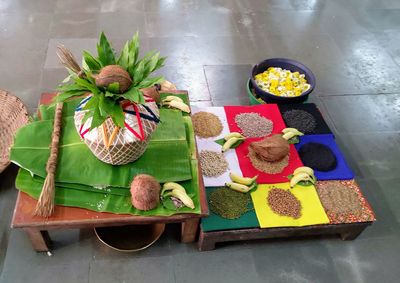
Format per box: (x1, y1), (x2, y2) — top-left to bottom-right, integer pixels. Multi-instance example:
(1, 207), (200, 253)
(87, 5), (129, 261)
(224, 132), (244, 141)
(229, 172), (258, 186)
(282, 128), (304, 136)
(293, 166), (314, 176)
(162, 95), (183, 103)
(165, 189), (195, 209)
(164, 100), (190, 113)
(290, 172), (312, 188)
(226, 182), (251, 193)
(282, 131), (296, 140)
(161, 182), (186, 196)
(222, 137), (244, 152)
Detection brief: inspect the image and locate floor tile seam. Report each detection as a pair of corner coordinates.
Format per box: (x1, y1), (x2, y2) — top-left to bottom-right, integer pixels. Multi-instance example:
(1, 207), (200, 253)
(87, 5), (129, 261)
(318, 92), (400, 97)
(202, 65), (213, 101)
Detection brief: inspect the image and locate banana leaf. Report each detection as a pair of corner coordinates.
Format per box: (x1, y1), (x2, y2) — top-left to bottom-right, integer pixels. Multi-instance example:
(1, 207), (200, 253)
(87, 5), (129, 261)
(15, 159), (201, 216)
(10, 107), (192, 187)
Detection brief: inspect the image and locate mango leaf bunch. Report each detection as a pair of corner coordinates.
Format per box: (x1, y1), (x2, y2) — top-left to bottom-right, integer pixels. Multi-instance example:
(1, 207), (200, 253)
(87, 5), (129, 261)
(56, 32), (166, 129)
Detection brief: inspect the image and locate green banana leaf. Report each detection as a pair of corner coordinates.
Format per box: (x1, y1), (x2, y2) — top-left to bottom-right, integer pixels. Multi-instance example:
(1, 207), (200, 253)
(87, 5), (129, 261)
(10, 106), (192, 187)
(15, 159), (201, 216)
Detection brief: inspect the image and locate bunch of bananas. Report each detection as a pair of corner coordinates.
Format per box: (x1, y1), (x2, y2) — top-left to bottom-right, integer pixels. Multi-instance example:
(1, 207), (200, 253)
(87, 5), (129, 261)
(161, 96), (190, 113)
(226, 172), (258, 193)
(221, 132), (245, 152)
(161, 182), (195, 209)
(281, 127), (304, 141)
(289, 166), (316, 188)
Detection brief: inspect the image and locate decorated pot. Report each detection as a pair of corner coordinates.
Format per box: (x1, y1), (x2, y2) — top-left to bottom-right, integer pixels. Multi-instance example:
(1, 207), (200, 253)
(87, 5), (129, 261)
(74, 95), (160, 165)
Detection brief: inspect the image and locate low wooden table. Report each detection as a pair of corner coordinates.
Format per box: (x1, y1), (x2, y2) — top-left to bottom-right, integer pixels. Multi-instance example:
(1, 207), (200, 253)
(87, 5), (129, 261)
(11, 91), (208, 252)
(198, 221), (373, 251)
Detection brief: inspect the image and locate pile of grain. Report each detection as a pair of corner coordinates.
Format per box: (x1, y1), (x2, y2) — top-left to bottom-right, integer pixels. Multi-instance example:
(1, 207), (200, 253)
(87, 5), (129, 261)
(209, 187), (250, 219)
(192, 111), (223, 138)
(267, 188), (302, 219)
(248, 146), (289, 174)
(235, 112), (273, 138)
(298, 142), (337, 172)
(282, 109), (316, 134)
(317, 181), (363, 216)
(200, 150), (228, 177)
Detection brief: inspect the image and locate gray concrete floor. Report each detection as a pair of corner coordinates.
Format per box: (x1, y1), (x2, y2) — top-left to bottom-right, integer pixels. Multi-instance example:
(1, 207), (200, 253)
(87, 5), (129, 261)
(1, 0), (400, 282)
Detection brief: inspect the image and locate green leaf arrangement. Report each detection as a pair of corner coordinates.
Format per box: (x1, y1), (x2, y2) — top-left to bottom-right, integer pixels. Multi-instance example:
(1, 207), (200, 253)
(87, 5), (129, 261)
(55, 32), (166, 129)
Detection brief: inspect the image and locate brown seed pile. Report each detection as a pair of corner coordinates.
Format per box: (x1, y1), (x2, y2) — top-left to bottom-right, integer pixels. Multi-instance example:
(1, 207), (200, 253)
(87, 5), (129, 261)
(248, 146), (289, 174)
(192, 111), (223, 138)
(235, 113), (273, 138)
(317, 181), (363, 216)
(267, 188), (302, 219)
(200, 150), (228, 177)
(209, 187), (251, 219)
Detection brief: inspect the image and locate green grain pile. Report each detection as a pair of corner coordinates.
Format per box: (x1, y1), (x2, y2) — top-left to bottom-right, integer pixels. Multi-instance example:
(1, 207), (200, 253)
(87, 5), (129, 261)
(209, 187), (251, 219)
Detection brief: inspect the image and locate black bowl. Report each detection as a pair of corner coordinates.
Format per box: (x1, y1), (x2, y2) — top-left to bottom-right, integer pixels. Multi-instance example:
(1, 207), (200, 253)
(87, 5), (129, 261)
(251, 58), (316, 104)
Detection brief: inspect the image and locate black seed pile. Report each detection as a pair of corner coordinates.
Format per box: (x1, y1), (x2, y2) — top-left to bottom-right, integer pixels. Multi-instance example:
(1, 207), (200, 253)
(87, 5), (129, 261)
(282, 109), (316, 134)
(299, 142), (337, 172)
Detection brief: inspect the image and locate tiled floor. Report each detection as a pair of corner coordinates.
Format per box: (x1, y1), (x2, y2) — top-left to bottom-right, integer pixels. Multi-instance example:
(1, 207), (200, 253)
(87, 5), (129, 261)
(1, 0), (400, 282)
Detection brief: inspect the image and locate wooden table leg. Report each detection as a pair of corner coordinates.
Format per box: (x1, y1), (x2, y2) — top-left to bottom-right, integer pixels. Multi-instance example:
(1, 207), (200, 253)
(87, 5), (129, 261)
(23, 228), (51, 252)
(180, 218), (200, 243)
(198, 230), (216, 251)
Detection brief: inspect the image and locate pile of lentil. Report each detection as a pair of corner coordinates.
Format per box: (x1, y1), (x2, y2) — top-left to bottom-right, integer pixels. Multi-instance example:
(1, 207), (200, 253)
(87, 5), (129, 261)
(235, 112), (273, 138)
(248, 146), (289, 174)
(282, 109), (316, 134)
(200, 150), (228, 177)
(209, 187), (251, 219)
(192, 111), (223, 138)
(316, 181), (363, 217)
(267, 188), (302, 219)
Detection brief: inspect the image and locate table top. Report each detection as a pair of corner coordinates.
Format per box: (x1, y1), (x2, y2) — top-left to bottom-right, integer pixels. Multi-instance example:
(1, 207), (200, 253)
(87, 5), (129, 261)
(12, 91), (208, 229)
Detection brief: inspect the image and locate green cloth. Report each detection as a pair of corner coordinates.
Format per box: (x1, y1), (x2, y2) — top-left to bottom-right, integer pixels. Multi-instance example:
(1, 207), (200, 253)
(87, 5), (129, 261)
(10, 107), (192, 187)
(201, 187), (260, 232)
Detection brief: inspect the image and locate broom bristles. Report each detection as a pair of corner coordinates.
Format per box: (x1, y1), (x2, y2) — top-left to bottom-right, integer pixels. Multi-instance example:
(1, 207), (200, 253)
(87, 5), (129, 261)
(34, 174), (55, 217)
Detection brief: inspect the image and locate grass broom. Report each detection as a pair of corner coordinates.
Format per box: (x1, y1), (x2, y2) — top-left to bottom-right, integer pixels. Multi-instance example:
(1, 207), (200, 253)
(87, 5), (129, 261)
(34, 102), (64, 217)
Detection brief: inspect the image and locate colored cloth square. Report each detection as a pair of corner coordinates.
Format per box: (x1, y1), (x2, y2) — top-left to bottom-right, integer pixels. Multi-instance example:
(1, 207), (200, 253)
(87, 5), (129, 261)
(192, 106), (243, 187)
(224, 104), (286, 136)
(201, 187), (260, 232)
(251, 183), (329, 228)
(279, 103), (333, 135)
(315, 180), (376, 224)
(295, 134), (354, 180)
(234, 139), (304, 184)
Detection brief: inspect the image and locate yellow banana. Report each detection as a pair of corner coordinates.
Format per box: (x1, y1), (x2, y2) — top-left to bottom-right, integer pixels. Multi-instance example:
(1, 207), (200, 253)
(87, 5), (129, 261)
(293, 166), (314, 176)
(161, 182), (186, 196)
(222, 137), (244, 152)
(282, 131), (296, 140)
(282, 128), (304, 136)
(224, 132), (244, 141)
(169, 189), (195, 209)
(229, 172), (258, 186)
(164, 100), (190, 113)
(162, 95), (183, 103)
(226, 182), (251, 193)
(290, 172), (312, 188)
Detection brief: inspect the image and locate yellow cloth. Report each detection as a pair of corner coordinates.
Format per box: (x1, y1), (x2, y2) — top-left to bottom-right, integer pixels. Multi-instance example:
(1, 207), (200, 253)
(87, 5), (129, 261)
(251, 183), (329, 228)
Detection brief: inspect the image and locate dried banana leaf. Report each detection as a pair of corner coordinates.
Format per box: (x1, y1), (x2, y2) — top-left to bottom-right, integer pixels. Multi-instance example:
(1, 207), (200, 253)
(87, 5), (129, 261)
(10, 107), (191, 187)
(15, 159), (201, 216)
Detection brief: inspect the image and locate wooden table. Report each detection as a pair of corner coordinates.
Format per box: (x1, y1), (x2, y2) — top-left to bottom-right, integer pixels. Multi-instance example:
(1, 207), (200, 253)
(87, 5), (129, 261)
(11, 91), (208, 252)
(198, 221), (373, 251)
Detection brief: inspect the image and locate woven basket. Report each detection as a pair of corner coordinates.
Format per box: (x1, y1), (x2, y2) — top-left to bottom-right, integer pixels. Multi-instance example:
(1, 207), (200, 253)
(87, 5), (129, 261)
(0, 90), (29, 173)
(74, 95), (160, 165)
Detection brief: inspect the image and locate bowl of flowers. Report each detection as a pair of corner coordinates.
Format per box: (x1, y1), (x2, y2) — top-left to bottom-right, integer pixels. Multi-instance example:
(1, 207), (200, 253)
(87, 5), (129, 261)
(250, 58), (315, 104)
(55, 32), (166, 165)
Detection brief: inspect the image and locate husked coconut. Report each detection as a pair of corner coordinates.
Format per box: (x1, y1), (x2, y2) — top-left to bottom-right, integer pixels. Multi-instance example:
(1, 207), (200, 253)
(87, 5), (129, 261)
(250, 134), (290, 162)
(130, 174), (161, 211)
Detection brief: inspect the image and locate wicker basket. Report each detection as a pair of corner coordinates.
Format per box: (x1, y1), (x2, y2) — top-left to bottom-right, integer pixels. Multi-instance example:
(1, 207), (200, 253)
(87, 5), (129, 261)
(74, 95), (160, 165)
(0, 90), (29, 173)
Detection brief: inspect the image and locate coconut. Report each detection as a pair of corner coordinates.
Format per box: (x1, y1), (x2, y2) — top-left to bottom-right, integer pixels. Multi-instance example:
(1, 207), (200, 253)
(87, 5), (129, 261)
(130, 174), (161, 211)
(94, 65), (132, 93)
(250, 134), (290, 162)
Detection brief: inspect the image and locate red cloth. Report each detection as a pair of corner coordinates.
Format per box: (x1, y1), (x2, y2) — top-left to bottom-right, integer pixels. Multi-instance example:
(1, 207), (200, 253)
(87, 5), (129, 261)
(224, 104), (303, 183)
